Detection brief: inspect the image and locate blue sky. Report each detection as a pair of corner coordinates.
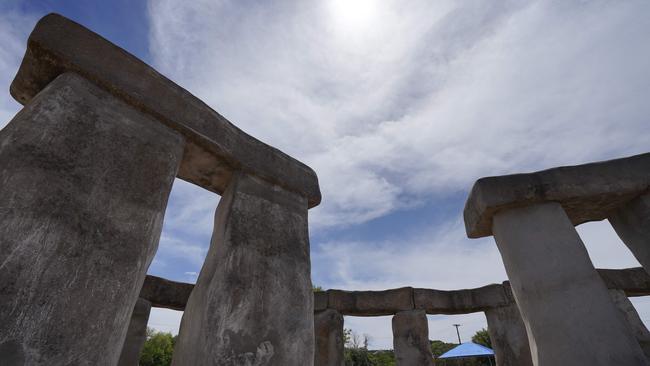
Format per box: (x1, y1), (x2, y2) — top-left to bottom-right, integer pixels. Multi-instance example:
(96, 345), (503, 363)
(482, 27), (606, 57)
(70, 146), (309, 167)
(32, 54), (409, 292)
(2, 0), (650, 349)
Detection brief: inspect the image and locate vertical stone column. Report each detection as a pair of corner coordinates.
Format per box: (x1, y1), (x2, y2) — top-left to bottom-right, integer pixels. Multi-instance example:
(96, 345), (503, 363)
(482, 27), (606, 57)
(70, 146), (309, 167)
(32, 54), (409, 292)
(118, 298), (153, 366)
(609, 289), (650, 359)
(392, 310), (434, 366)
(314, 309), (345, 366)
(172, 172), (314, 365)
(492, 202), (648, 366)
(485, 304), (533, 366)
(609, 193), (650, 275)
(0, 73), (185, 365)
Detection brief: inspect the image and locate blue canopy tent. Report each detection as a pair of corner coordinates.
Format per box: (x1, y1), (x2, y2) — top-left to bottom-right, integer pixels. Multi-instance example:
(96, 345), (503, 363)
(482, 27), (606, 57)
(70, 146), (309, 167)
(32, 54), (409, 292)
(437, 342), (495, 366)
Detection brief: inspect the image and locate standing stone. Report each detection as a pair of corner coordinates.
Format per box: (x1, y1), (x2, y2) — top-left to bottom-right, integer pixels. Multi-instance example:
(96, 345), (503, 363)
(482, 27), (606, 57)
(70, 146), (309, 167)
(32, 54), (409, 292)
(0, 73), (185, 365)
(172, 172), (313, 365)
(118, 298), (153, 366)
(485, 304), (533, 366)
(609, 194), (650, 276)
(314, 309), (345, 366)
(492, 202), (648, 366)
(609, 289), (650, 359)
(392, 310), (434, 366)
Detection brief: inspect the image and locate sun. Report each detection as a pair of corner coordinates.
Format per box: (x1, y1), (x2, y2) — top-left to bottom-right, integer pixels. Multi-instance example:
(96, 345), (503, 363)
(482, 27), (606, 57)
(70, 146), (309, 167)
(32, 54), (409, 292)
(328, 0), (379, 32)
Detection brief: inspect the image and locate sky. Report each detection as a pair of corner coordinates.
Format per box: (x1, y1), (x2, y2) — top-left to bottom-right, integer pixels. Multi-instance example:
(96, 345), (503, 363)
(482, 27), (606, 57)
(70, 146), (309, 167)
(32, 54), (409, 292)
(1, 0), (650, 350)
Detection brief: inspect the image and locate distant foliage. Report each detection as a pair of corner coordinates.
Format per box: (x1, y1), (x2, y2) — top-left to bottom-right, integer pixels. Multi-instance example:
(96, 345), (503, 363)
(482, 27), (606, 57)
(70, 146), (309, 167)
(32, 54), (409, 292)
(430, 340), (457, 358)
(139, 328), (175, 366)
(471, 328), (491, 349)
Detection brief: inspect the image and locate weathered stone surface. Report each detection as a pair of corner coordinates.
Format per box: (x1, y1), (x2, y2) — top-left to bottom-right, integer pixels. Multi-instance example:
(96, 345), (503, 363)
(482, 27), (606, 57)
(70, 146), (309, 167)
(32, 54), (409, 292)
(314, 310), (345, 366)
(314, 291), (329, 312)
(118, 298), (152, 366)
(172, 172), (313, 365)
(598, 267), (650, 297)
(485, 302), (533, 366)
(609, 289), (650, 359)
(610, 193), (650, 276)
(0, 73), (184, 365)
(464, 153), (650, 238)
(414, 284), (509, 314)
(140, 275), (194, 311)
(327, 287), (414, 316)
(392, 310), (433, 366)
(492, 202), (648, 366)
(11, 13), (321, 208)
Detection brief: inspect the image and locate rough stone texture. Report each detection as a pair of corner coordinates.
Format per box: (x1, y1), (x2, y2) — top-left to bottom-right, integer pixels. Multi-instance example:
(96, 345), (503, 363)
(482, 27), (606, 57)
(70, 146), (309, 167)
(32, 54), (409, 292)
(464, 153), (650, 238)
(140, 275), (194, 311)
(599, 267), (650, 297)
(172, 172), (313, 365)
(327, 287), (414, 316)
(392, 310), (434, 366)
(610, 193), (650, 276)
(414, 284), (509, 315)
(314, 291), (329, 312)
(11, 13), (321, 207)
(492, 202), (648, 366)
(118, 298), (152, 366)
(609, 289), (650, 359)
(0, 73), (184, 365)
(314, 309), (345, 366)
(485, 303), (533, 366)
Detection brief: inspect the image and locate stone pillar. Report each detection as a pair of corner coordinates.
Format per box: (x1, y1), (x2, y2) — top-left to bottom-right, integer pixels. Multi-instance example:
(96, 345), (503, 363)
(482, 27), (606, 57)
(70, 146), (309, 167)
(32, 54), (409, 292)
(314, 309), (345, 366)
(392, 310), (434, 366)
(0, 73), (184, 365)
(172, 172), (314, 365)
(485, 304), (533, 366)
(609, 289), (650, 359)
(492, 202), (648, 366)
(118, 298), (153, 366)
(609, 193), (650, 276)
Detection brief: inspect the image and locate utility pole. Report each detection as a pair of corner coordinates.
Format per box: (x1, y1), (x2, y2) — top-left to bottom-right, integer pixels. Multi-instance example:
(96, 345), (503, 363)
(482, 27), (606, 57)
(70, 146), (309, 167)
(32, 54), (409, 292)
(453, 324), (462, 344)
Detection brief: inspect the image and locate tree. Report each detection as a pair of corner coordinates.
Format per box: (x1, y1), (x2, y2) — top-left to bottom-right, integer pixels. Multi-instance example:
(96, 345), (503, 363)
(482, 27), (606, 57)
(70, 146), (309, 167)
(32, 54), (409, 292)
(344, 328), (373, 366)
(471, 328), (491, 349)
(140, 328), (175, 366)
(430, 340), (456, 358)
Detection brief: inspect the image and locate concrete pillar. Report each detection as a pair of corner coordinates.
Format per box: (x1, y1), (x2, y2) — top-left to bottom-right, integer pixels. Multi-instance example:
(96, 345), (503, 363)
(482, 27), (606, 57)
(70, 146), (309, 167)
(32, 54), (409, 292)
(118, 298), (153, 366)
(172, 172), (314, 365)
(609, 289), (650, 359)
(492, 202), (648, 366)
(392, 310), (433, 366)
(0, 73), (184, 365)
(609, 193), (650, 276)
(485, 304), (533, 366)
(314, 309), (345, 366)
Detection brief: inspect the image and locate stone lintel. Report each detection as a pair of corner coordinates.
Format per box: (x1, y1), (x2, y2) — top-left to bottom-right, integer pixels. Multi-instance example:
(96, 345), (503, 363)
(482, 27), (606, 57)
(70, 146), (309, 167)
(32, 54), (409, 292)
(414, 284), (510, 314)
(140, 275), (194, 311)
(327, 287), (414, 316)
(598, 267), (650, 297)
(464, 153), (650, 238)
(11, 13), (321, 207)
(314, 291), (328, 311)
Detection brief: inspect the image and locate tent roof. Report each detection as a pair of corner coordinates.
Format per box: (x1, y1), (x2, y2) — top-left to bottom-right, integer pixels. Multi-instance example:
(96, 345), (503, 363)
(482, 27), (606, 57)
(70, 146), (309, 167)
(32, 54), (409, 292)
(438, 342), (495, 359)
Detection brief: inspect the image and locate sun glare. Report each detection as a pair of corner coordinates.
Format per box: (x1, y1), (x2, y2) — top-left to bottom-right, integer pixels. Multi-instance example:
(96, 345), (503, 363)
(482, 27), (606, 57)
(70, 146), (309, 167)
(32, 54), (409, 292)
(329, 0), (379, 32)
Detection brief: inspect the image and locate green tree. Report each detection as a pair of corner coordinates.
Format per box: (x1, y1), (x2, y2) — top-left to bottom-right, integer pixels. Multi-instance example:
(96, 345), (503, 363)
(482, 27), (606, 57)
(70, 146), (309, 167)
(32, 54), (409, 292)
(140, 328), (175, 366)
(368, 350), (395, 366)
(430, 340), (456, 358)
(471, 328), (491, 349)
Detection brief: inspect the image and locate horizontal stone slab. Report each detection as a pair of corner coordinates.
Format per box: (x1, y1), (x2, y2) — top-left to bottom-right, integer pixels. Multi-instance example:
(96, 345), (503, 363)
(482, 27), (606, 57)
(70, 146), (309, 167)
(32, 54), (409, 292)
(140, 275), (194, 311)
(464, 153), (650, 238)
(327, 287), (414, 316)
(598, 267), (650, 297)
(414, 284), (510, 314)
(314, 291), (328, 311)
(11, 13), (321, 207)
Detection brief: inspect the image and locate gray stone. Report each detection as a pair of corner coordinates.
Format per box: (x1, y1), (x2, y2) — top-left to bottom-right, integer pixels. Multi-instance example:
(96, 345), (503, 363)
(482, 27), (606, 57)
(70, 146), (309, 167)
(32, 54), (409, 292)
(327, 287), (414, 316)
(314, 291), (329, 312)
(140, 275), (194, 311)
(314, 309), (345, 366)
(12, 13), (321, 207)
(392, 310), (433, 366)
(485, 303), (533, 366)
(414, 284), (509, 315)
(492, 202), (648, 366)
(610, 193), (650, 276)
(464, 153), (650, 238)
(118, 298), (152, 366)
(0, 73), (184, 365)
(609, 289), (650, 359)
(172, 172), (313, 365)
(598, 267), (650, 297)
